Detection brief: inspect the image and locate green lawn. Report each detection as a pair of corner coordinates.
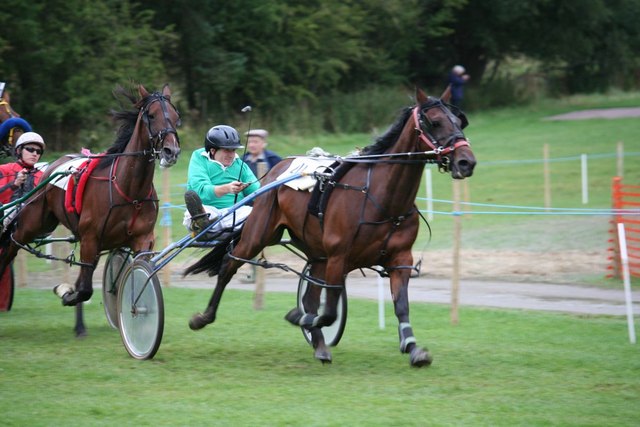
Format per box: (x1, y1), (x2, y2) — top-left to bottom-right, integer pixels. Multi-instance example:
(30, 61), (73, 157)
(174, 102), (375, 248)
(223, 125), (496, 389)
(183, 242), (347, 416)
(1, 287), (638, 426)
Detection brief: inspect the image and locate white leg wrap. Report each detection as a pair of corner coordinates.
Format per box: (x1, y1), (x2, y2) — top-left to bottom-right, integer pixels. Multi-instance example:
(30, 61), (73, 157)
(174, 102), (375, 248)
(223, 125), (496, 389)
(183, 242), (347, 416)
(54, 283), (75, 299)
(399, 322), (416, 353)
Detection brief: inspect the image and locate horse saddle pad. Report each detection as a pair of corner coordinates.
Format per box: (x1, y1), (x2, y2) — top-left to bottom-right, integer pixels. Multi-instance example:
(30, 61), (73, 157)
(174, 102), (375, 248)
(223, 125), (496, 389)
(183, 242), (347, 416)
(276, 156), (336, 191)
(50, 156), (100, 214)
(50, 157), (90, 191)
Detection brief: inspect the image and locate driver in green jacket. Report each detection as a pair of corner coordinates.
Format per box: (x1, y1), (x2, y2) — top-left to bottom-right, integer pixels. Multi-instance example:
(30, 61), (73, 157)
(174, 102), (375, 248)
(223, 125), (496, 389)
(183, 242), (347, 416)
(183, 125), (260, 238)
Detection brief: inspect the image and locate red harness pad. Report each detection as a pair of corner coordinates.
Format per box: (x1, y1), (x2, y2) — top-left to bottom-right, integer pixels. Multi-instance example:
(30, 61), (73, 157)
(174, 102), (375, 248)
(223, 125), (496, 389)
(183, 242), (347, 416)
(64, 157), (101, 215)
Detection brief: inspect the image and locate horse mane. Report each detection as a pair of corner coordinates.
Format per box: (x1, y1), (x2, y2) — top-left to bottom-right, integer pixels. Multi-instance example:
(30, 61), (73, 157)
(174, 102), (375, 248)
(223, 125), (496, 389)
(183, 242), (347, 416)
(96, 85), (145, 169)
(360, 107), (413, 156)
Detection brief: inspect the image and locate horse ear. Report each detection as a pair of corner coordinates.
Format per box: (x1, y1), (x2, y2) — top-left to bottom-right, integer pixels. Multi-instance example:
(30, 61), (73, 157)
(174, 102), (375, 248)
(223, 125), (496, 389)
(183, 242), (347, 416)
(415, 87), (428, 104)
(441, 85), (452, 103)
(138, 85), (150, 99)
(162, 84), (172, 100)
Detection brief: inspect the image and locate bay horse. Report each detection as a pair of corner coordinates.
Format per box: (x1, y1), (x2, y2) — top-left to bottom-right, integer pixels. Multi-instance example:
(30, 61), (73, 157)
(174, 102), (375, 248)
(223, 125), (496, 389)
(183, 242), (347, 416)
(0, 84), (181, 336)
(0, 89), (32, 157)
(184, 87), (476, 367)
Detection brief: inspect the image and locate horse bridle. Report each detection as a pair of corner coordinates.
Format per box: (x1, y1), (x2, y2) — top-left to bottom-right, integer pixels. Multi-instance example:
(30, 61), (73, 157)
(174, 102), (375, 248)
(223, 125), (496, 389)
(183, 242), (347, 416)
(413, 98), (470, 171)
(140, 92), (181, 161)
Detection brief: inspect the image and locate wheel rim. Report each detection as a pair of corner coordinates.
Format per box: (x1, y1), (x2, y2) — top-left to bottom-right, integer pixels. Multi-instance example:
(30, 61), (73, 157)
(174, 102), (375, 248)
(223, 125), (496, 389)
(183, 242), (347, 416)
(118, 261), (164, 360)
(102, 249), (131, 329)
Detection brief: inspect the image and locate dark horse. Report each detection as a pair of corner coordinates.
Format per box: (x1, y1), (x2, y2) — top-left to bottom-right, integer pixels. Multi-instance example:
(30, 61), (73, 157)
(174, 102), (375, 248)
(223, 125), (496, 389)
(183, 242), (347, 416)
(0, 89), (32, 157)
(184, 87), (476, 367)
(0, 84), (180, 336)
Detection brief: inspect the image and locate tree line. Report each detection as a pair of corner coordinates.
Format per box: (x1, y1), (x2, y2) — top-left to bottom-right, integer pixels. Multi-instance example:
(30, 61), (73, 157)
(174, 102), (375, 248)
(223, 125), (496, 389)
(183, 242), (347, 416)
(1, 0), (639, 151)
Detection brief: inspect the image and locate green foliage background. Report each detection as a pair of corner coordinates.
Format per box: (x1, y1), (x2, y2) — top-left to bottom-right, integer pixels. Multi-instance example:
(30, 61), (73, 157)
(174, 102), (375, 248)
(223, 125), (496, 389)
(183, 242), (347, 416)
(2, 0), (640, 151)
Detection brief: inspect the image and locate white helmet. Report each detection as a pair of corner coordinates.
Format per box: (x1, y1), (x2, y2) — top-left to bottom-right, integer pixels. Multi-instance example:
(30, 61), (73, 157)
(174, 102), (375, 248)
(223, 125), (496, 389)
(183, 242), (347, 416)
(452, 65), (466, 75)
(15, 132), (46, 150)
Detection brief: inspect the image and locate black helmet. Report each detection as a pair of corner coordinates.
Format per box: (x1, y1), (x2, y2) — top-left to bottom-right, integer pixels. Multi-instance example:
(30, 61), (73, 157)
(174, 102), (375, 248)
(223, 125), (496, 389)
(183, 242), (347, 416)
(204, 125), (242, 151)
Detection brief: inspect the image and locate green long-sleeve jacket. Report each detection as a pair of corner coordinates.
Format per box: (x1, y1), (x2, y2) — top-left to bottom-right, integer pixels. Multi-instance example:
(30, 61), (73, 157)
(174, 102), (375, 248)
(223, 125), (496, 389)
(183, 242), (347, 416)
(186, 148), (260, 209)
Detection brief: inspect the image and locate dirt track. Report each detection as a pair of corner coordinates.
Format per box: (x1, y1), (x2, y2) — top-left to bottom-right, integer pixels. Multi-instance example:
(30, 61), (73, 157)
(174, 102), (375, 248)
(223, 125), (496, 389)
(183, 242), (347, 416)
(159, 255), (639, 317)
(545, 107), (640, 121)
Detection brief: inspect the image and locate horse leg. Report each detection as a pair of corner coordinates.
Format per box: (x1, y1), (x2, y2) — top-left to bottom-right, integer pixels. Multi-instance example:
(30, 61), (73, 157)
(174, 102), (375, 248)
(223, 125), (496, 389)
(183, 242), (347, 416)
(0, 242), (19, 311)
(389, 267), (432, 368)
(54, 238), (98, 307)
(284, 261), (333, 363)
(189, 254), (244, 330)
(285, 260), (346, 364)
(58, 239), (101, 336)
(74, 304), (86, 338)
(189, 208), (281, 330)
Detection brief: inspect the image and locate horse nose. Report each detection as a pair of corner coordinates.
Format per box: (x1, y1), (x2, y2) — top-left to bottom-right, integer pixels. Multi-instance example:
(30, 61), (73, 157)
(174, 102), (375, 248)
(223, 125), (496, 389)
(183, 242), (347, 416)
(453, 143), (476, 178)
(161, 135), (181, 166)
(164, 145), (180, 159)
(455, 158), (475, 177)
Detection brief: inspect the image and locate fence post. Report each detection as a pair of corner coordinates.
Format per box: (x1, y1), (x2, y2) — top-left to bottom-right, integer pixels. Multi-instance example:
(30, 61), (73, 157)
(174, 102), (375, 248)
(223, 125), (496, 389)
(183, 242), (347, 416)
(617, 223), (636, 344)
(253, 161), (269, 310)
(543, 143), (551, 211)
(581, 154), (588, 204)
(451, 179), (461, 325)
(16, 251), (27, 287)
(608, 177), (623, 279)
(162, 167), (171, 286)
(425, 167), (433, 221)
(617, 141), (624, 177)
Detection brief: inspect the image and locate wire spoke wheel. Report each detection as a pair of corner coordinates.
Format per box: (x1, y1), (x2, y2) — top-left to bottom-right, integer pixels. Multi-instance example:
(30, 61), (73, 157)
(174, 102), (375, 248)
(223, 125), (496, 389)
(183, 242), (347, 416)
(117, 259), (164, 360)
(102, 248), (132, 329)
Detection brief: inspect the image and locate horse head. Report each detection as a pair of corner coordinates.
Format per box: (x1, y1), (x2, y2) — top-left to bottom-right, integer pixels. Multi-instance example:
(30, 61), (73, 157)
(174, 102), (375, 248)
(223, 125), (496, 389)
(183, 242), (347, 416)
(137, 84), (181, 168)
(415, 87), (476, 179)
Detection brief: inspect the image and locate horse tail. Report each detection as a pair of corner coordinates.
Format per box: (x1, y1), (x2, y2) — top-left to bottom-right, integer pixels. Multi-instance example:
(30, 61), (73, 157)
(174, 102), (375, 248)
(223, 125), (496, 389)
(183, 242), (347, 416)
(183, 230), (242, 277)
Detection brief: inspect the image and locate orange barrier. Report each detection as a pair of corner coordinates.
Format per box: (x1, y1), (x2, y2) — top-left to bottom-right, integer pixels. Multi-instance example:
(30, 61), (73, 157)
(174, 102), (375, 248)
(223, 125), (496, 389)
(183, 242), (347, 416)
(607, 177), (640, 278)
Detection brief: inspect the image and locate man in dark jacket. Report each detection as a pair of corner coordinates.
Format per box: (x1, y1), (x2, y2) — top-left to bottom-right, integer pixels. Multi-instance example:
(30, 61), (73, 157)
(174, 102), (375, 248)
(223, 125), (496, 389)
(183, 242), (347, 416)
(448, 65), (470, 108)
(242, 129), (282, 178)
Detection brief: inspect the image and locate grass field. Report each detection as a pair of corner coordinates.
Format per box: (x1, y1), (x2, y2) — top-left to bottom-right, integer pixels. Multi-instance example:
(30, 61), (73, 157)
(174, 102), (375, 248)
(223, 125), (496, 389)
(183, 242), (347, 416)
(1, 287), (639, 426)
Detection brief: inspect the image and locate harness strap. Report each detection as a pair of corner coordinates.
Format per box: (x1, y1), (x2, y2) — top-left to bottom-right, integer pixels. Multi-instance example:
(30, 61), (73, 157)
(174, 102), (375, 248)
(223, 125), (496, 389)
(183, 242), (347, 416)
(412, 106), (470, 155)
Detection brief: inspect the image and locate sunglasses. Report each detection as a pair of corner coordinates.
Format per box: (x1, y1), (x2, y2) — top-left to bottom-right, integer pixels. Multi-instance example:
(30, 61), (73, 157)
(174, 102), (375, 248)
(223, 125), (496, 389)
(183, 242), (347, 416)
(23, 147), (43, 155)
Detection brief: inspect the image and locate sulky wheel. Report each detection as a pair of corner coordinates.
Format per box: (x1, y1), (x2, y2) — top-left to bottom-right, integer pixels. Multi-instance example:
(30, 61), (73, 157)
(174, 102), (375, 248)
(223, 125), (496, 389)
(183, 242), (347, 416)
(117, 259), (164, 360)
(0, 263), (15, 311)
(296, 263), (347, 347)
(102, 248), (133, 329)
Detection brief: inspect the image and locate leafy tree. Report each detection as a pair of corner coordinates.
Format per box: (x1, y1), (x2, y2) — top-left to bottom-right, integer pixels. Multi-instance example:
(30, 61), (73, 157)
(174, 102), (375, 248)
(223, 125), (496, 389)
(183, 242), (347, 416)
(0, 0), (173, 150)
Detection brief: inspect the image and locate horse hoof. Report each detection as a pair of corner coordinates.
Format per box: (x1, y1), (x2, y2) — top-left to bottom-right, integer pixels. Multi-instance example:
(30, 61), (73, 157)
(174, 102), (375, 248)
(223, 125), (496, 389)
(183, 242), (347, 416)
(315, 349), (332, 364)
(189, 313), (210, 330)
(409, 347), (433, 368)
(75, 329), (88, 339)
(61, 292), (79, 307)
(284, 307), (303, 326)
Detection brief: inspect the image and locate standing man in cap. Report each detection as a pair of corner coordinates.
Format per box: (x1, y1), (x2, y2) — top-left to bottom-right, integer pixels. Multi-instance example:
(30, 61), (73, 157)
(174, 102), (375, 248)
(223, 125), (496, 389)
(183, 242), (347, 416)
(242, 129), (282, 179)
(448, 65), (470, 108)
